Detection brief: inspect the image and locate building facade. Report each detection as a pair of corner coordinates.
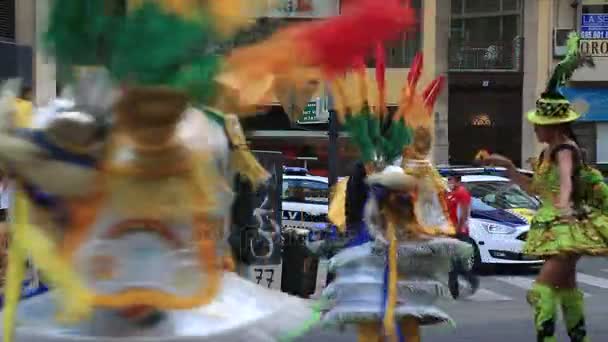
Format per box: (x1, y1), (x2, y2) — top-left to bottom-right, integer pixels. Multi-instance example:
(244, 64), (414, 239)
(0, 0), (56, 105)
(242, 0), (451, 175)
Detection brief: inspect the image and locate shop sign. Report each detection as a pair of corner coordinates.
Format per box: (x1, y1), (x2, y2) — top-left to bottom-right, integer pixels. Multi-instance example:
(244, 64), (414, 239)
(581, 14), (608, 39)
(580, 39), (608, 57)
(297, 97), (329, 124)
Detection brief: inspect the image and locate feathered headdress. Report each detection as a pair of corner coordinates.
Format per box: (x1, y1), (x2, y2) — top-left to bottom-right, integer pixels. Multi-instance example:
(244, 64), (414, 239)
(45, 0), (270, 105)
(398, 53), (446, 160)
(217, 0), (417, 112)
(527, 32), (594, 125)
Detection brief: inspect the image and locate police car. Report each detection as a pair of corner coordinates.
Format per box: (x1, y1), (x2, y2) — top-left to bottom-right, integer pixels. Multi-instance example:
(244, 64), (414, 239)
(454, 174), (543, 270)
(281, 167), (329, 234)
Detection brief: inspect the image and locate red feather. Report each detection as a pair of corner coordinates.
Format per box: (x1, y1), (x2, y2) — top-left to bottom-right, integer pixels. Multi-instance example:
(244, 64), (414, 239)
(407, 53), (423, 88)
(353, 56), (367, 73)
(298, 0), (417, 76)
(375, 43), (386, 93)
(422, 76), (446, 109)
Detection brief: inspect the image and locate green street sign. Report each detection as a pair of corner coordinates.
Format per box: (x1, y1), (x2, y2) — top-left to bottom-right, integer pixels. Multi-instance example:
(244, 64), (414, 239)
(297, 97), (327, 124)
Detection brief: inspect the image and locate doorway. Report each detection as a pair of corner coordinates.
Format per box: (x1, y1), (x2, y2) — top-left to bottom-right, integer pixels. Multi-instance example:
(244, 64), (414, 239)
(449, 88), (522, 166)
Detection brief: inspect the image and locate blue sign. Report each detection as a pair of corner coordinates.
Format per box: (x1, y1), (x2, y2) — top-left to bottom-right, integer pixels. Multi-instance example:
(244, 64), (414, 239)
(581, 14), (608, 39)
(560, 87), (608, 122)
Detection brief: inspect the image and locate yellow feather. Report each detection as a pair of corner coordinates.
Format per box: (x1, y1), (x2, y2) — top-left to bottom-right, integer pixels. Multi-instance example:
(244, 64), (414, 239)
(328, 177), (349, 232)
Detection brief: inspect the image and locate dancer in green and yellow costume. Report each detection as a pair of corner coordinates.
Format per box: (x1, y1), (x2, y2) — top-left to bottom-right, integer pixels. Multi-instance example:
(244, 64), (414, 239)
(480, 33), (603, 342)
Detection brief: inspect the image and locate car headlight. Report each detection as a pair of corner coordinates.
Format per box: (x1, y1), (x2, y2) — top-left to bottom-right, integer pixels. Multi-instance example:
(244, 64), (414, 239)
(480, 221), (516, 234)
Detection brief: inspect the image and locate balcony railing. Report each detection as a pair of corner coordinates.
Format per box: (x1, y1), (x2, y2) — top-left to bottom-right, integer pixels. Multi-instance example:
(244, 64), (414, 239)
(449, 37), (523, 71)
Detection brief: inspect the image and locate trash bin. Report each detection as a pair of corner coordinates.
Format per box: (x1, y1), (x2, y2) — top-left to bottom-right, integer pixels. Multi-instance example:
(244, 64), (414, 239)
(280, 229), (319, 298)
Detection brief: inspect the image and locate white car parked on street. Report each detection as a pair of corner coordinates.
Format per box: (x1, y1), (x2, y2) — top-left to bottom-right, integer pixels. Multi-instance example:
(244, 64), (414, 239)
(458, 175), (543, 270)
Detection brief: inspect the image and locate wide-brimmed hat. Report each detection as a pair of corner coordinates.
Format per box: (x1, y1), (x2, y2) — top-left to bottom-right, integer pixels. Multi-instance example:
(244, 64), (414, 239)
(526, 94), (580, 125)
(526, 32), (593, 126)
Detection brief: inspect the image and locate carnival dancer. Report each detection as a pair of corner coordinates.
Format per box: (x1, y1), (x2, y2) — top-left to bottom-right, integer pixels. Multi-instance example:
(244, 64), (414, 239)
(479, 33), (602, 342)
(320, 47), (478, 342)
(0, 0), (310, 341)
(0, 1), (421, 341)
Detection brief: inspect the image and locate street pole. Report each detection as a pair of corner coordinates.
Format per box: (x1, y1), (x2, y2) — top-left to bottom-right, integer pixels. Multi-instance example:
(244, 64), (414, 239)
(326, 87), (339, 188)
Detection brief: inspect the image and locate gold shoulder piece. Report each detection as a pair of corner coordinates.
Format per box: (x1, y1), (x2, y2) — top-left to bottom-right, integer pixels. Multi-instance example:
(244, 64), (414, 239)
(224, 114), (270, 187)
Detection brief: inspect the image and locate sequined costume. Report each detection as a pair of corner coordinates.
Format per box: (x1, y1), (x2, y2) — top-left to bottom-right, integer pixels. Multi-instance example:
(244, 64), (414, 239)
(486, 33), (600, 342)
(320, 52), (478, 342)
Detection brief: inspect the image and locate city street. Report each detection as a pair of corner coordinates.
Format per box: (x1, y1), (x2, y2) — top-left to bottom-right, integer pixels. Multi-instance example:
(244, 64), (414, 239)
(298, 257), (608, 341)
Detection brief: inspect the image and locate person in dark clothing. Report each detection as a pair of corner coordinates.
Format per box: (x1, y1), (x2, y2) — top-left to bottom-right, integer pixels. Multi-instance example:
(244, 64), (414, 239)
(344, 161), (372, 247)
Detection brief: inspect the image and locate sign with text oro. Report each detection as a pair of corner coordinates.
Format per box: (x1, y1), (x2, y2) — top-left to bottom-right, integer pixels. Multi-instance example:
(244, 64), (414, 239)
(580, 39), (608, 57)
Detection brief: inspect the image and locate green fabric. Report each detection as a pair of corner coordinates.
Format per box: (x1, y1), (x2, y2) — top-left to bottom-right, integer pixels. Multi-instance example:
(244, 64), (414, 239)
(526, 283), (558, 342)
(523, 163), (608, 256)
(202, 106), (226, 126)
(559, 288), (590, 342)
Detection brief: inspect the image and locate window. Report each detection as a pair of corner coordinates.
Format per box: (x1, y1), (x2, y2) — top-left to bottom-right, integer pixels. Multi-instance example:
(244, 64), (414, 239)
(450, 0), (522, 70)
(465, 181), (539, 210)
(367, 0), (421, 68)
(0, 0), (15, 41)
(282, 179), (329, 204)
(464, 0), (500, 13)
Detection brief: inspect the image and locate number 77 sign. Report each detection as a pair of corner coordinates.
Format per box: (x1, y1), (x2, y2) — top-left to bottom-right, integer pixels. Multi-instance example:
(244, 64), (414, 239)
(243, 264), (283, 291)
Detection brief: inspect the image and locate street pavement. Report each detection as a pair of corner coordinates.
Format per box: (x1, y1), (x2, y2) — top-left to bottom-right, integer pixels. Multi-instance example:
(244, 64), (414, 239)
(297, 257), (608, 341)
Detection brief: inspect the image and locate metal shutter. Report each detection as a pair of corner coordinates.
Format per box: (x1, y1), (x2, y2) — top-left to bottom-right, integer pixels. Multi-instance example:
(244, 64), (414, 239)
(0, 0), (15, 41)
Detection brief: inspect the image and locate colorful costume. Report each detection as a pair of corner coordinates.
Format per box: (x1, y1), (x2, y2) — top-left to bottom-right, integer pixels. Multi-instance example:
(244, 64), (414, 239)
(512, 33), (601, 342)
(0, 1), (423, 341)
(321, 50), (478, 342)
(0, 1), (315, 341)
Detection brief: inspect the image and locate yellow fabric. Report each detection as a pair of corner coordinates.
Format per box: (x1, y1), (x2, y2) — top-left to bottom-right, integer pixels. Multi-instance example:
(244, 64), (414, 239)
(13, 99), (33, 129)
(328, 177), (348, 232)
(4, 192), (94, 342)
(2, 214), (26, 342)
(383, 220), (398, 342)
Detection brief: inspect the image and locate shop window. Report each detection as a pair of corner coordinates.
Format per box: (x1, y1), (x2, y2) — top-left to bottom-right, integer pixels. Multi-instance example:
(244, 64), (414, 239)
(464, 0), (500, 13)
(365, 0), (421, 68)
(0, 0), (15, 41)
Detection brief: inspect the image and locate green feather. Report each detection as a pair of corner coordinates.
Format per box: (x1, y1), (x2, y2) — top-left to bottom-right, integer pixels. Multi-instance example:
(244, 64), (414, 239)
(545, 32), (595, 96)
(45, 1), (223, 105)
(345, 114), (375, 163)
(44, 0), (113, 67)
(382, 119), (412, 162)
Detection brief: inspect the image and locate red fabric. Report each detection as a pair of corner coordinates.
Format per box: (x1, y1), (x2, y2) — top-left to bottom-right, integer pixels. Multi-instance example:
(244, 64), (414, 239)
(447, 185), (472, 235)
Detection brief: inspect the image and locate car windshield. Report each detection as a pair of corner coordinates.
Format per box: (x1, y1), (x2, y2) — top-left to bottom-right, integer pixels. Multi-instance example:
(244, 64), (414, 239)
(465, 181), (540, 210)
(282, 179), (329, 205)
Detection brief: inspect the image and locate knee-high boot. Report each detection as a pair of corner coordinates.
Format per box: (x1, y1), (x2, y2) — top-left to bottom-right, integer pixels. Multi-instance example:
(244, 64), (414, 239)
(560, 288), (590, 342)
(527, 283), (558, 342)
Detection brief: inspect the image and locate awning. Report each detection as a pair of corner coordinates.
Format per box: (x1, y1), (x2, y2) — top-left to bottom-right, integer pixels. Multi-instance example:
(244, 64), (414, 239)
(560, 87), (608, 122)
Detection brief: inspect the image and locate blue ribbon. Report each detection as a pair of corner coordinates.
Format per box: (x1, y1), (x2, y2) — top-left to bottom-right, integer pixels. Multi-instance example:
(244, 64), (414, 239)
(370, 184), (390, 202)
(15, 129), (97, 168)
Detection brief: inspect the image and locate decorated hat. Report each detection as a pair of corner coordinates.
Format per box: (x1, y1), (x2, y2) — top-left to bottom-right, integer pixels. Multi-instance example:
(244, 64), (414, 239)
(527, 32), (594, 125)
